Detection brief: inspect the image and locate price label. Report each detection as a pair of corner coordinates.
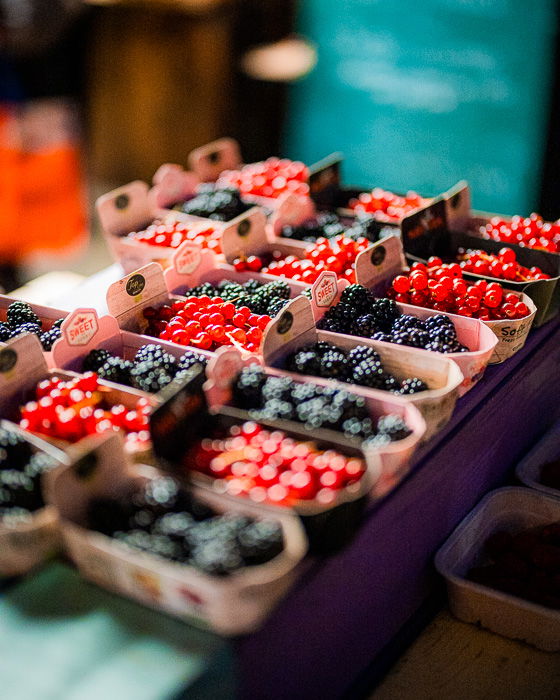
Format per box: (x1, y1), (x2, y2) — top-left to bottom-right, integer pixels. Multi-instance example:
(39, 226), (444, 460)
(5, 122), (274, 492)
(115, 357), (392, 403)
(174, 243), (202, 275)
(63, 311), (99, 346)
(312, 271), (338, 308)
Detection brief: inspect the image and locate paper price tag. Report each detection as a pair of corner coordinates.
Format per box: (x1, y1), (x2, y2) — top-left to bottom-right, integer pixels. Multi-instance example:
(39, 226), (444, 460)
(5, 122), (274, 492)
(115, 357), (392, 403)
(174, 243), (202, 275)
(312, 271), (339, 308)
(63, 310), (99, 347)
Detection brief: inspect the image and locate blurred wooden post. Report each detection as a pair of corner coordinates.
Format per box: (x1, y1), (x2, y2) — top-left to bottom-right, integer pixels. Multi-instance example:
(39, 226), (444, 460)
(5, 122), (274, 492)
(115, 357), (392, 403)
(85, 0), (236, 183)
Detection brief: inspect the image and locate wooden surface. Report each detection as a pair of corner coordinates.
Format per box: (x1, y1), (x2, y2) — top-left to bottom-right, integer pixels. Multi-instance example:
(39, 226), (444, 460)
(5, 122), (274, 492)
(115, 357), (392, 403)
(372, 610), (560, 700)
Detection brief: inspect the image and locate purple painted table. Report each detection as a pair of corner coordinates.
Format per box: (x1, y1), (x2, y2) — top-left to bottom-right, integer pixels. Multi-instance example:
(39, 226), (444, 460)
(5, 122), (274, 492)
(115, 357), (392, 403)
(235, 317), (560, 700)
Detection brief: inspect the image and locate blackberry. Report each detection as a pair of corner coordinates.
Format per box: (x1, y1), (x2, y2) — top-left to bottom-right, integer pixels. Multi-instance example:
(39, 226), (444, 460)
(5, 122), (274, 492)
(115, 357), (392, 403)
(369, 298), (400, 332)
(11, 322), (42, 338)
(371, 331), (391, 342)
(176, 186), (252, 221)
(424, 314), (454, 331)
(268, 298), (290, 317)
(237, 519), (283, 565)
(218, 281), (246, 300)
(0, 323), (11, 341)
(391, 329), (430, 348)
(347, 345), (380, 367)
(232, 365), (267, 408)
(399, 377), (429, 394)
(256, 398), (295, 422)
(319, 349), (349, 379)
(40, 326), (62, 351)
(317, 317), (348, 334)
(83, 348), (113, 372)
(98, 357), (134, 387)
(0, 506), (33, 527)
(392, 315), (425, 332)
(6, 301), (41, 328)
(261, 375), (293, 402)
(53, 318), (65, 328)
(286, 350), (322, 375)
(189, 281), (219, 298)
(351, 361), (389, 389)
(350, 314), (379, 338)
(178, 351), (207, 372)
(130, 363), (175, 393)
(191, 539), (244, 576)
(321, 302), (355, 333)
(133, 476), (190, 515)
(152, 512), (195, 543)
(377, 415), (412, 441)
(0, 470), (44, 511)
(24, 452), (57, 480)
(340, 284), (372, 313)
(364, 433), (392, 449)
(134, 344), (169, 364)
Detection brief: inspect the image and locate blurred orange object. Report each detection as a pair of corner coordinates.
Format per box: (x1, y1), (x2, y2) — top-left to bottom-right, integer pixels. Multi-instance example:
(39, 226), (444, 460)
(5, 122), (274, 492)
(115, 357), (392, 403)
(0, 103), (87, 262)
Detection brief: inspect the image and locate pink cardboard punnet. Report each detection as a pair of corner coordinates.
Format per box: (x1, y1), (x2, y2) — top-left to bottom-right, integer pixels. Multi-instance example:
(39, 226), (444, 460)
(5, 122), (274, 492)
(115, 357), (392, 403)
(51, 431), (308, 636)
(356, 235), (537, 364)
(260, 296), (463, 440)
(309, 270), (498, 396)
(204, 347), (426, 499)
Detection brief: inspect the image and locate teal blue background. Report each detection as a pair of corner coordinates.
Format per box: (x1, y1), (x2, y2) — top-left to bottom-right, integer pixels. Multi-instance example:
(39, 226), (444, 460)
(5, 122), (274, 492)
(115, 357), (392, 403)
(285, 0), (557, 214)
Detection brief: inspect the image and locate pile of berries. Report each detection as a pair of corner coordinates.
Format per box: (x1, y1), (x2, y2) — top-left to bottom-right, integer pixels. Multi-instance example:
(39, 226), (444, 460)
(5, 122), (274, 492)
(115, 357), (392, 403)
(317, 284), (469, 354)
(387, 258), (531, 320)
(82, 344), (207, 394)
(232, 365), (412, 442)
(188, 421), (366, 505)
(348, 188), (428, 221)
(262, 234), (372, 284)
(468, 522), (560, 609)
(457, 247), (551, 281)
(217, 157), (309, 199)
(144, 297), (272, 352)
(0, 427), (58, 526)
(280, 212), (382, 243)
(88, 475), (284, 576)
(174, 185), (253, 221)
(19, 373), (151, 446)
(0, 302), (64, 351)
(285, 341), (429, 395)
(128, 218), (222, 253)
(184, 278), (291, 317)
(481, 213), (560, 254)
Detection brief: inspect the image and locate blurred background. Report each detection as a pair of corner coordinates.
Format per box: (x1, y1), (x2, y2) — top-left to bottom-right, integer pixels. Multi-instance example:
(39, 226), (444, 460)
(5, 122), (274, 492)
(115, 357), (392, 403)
(0, 0), (558, 291)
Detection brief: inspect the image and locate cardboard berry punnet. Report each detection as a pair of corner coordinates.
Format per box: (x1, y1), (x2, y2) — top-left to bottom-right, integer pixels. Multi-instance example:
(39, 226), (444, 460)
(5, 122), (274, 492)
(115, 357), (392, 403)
(436, 487), (560, 651)
(355, 234), (537, 364)
(308, 270), (498, 397)
(0, 419), (68, 577)
(203, 347), (426, 499)
(50, 431), (308, 636)
(259, 295), (463, 440)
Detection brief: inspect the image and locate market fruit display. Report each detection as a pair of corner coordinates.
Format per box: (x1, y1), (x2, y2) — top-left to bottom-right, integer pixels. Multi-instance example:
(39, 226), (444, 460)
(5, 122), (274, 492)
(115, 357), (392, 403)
(82, 344), (207, 394)
(188, 421), (367, 505)
(182, 278), (291, 318)
(317, 284), (469, 353)
(0, 301), (64, 351)
(468, 522), (560, 609)
(457, 247), (551, 281)
(217, 157), (309, 199)
(386, 258), (531, 320)
(481, 213), (560, 254)
(0, 427), (58, 525)
(143, 297), (272, 352)
(348, 188), (428, 221)
(284, 341), (429, 395)
(173, 185), (254, 221)
(19, 374), (151, 446)
(232, 365), (412, 442)
(88, 475), (284, 576)
(127, 218), (222, 253)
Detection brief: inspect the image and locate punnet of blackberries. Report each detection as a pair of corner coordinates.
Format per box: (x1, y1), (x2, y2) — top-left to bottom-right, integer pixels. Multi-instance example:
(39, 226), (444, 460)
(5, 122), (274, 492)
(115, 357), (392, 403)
(182, 278), (291, 317)
(232, 365), (412, 442)
(281, 212), (382, 244)
(285, 340), (429, 395)
(0, 301), (64, 351)
(316, 284), (469, 354)
(87, 475), (284, 576)
(0, 427), (59, 527)
(82, 344), (207, 394)
(173, 185), (253, 221)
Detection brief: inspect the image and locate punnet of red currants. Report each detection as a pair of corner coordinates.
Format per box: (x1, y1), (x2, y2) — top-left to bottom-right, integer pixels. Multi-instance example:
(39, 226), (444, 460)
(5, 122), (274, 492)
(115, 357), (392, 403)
(480, 213), (560, 254)
(387, 257), (531, 321)
(127, 218), (222, 253)
(348, 188), (428, 221)
(217, 157), (309, 200)
(457, 247), (550, 282)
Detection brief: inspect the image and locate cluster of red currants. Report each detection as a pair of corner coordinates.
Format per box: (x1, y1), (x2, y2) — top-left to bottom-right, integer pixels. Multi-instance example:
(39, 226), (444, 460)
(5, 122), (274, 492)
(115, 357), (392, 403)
(387, 257), (531, 320)
(143, 297), (271, 352)
(217, 157), (309, 199)
(349, 188), (428, 221)
(189, 421), (365, 506)
(457, 247), (550, 281)
(19, 373), (151, 444)
(481, 213), (560, 254)
(128, 219), (222, 253)
(262, 235), (371, 284)
(232, 255), (264, 272)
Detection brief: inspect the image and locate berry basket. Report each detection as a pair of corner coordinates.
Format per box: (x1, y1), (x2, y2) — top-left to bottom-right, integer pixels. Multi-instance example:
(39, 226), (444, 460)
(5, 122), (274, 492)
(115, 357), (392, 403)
(0, 333), (157, 459)
(515, 418), (560, 499)
(148, 367), (378, 554)
(0, 295), (68, 367)
(435, 487), (560, 651)
(355, 235), (537, 364)
(260, 296), (463, 440)
(308, 272), (498, 396)
(50, 308), (212, 398)
(203, 347), (426, 499)
(0, 420), (68, 577)
(51, 431), (308, 636)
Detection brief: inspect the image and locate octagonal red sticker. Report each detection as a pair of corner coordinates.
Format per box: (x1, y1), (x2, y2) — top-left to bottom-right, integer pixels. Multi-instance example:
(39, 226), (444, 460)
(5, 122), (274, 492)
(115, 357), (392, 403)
(174, 242), (202, 275)
(64, 310), (99, 346)
(312, 271), (338, 308)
